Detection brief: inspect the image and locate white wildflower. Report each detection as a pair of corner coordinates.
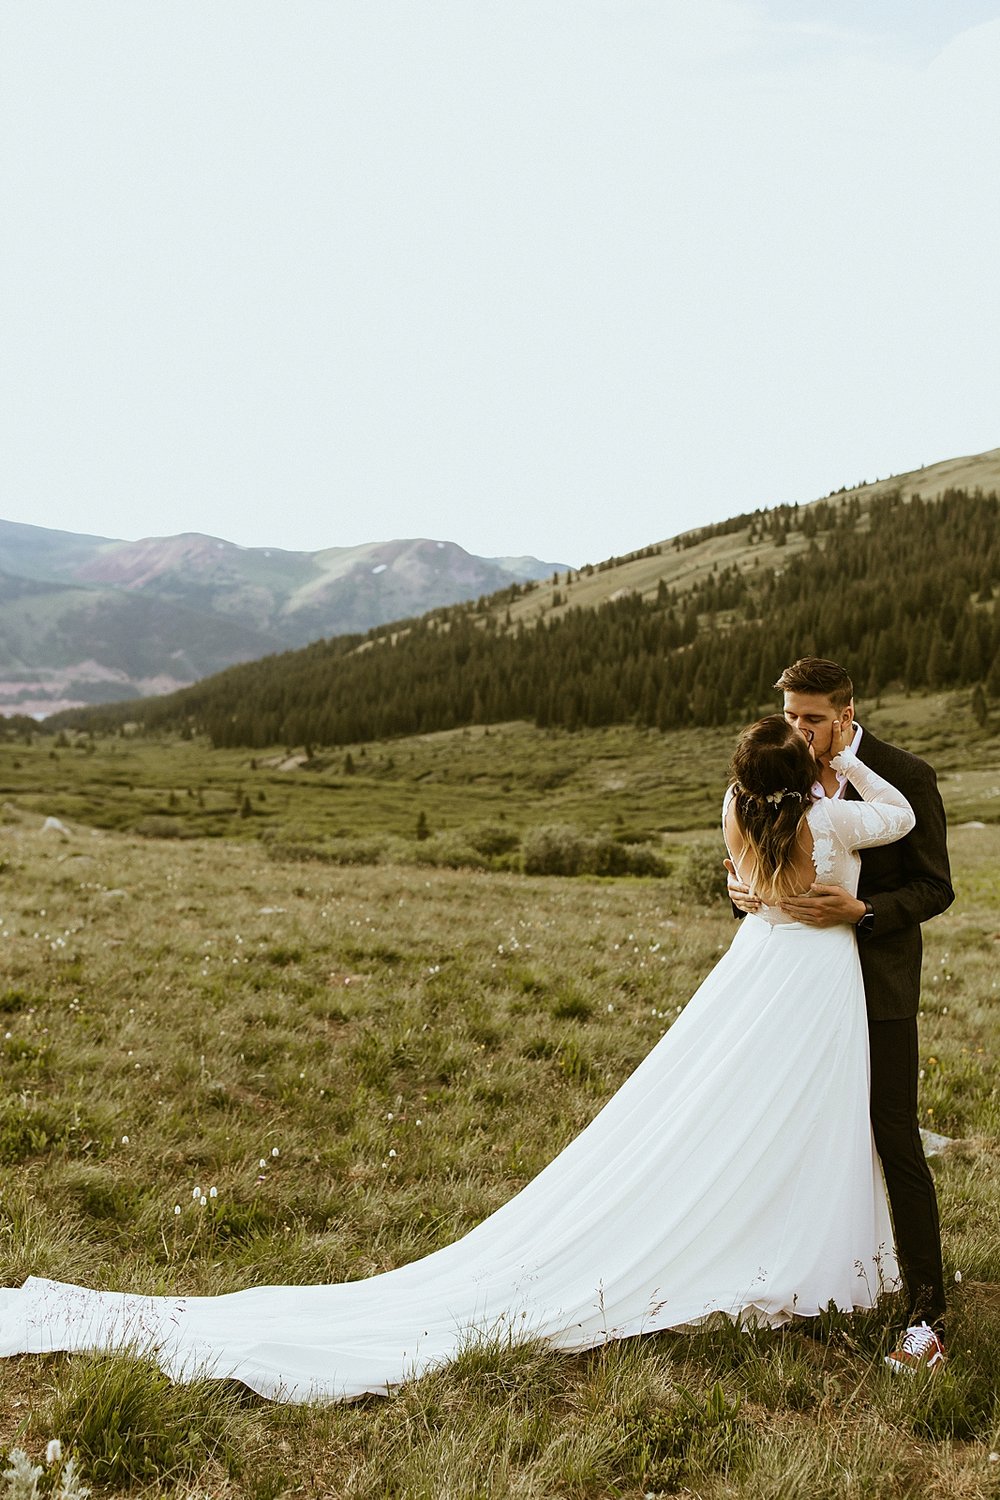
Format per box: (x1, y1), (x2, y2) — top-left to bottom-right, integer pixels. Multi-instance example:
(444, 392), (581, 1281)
(56, 1455), (90, 1500)
(120, 1135), (129, 1145)
(3, 1448), (43, 1499)
(954, 1270), (963, 1283)
(209, 1186), (218, 1198)
(388, 1149), (396, 1158)
(271, 1147), (279, 1157)
(192, 1185), (201, 1199)
(173, 1204), (181, 1216)
(46, 1440), (62, 1465)
(259, 1158), (267, 1168)
(199, 1195), (207, 1207)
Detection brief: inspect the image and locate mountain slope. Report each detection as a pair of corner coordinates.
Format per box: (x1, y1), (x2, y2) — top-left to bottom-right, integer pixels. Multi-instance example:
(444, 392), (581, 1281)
(499, 445), (1000, 630)
(0, 521), (563, 714)
(47, 447), (1000, 743)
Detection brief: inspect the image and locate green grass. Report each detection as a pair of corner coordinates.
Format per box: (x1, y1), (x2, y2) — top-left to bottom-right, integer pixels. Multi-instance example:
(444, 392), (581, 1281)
(1, 696), (999, 1496)
(4, 686), (998, 854)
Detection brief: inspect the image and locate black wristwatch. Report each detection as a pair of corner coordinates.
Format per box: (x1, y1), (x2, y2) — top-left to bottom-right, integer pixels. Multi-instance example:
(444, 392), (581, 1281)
(857, 900), (875, 937)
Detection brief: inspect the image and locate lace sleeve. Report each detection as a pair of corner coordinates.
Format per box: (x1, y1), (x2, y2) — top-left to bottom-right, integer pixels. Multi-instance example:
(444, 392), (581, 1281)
(825, 745), (916, 851)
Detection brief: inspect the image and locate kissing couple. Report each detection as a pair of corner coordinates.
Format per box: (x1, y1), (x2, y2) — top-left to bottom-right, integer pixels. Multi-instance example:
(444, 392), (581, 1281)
(0, 656), (953, 1400)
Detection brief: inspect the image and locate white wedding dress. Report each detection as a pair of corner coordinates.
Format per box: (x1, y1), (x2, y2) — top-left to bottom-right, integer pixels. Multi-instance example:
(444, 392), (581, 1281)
(0, 748), (914, 1403)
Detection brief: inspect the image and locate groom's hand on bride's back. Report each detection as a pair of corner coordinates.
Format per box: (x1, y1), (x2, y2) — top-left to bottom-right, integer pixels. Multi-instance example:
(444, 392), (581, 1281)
(724, 858), (761, 914)
(779, 883), (867, 926)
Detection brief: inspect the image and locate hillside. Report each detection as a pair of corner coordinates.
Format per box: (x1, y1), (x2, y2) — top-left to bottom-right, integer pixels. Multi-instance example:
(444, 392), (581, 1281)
(0, 521), (562, 714)
(46, 446), (1000, 747)
(499, 445), (1000, 630)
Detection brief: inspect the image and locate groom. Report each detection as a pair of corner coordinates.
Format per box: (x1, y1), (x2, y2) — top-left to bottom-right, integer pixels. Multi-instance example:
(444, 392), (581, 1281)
(728, 656), (954, 1370)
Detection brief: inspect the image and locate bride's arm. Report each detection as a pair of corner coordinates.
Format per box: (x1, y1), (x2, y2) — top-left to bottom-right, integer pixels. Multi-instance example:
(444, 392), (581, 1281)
(722, 785), (760, 912)
(825, 745), (916, 849)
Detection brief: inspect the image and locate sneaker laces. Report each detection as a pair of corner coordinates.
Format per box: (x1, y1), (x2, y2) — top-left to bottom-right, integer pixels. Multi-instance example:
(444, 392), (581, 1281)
(900, 1323), (943, 1359)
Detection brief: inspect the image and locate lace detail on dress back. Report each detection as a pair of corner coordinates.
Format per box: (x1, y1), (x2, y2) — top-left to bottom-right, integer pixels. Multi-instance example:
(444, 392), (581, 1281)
(755, 804), (847, 925)
(723, 751), (916, 927)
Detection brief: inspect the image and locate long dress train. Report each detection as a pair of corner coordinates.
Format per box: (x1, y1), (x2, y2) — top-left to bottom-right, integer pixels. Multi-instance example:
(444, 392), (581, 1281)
(0, 747), (914, 1403)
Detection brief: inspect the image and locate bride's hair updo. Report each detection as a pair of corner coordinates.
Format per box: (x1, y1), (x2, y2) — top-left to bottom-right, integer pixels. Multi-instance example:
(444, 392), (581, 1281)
(729, 715), (817, 902)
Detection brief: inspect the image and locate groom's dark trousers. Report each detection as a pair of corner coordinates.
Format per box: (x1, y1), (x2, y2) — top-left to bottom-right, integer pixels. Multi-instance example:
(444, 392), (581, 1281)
(849, 730), (954, 1335)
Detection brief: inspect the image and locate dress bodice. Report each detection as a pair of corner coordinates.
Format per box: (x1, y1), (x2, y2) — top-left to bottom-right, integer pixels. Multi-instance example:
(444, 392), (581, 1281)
(723, 746), (916, 926)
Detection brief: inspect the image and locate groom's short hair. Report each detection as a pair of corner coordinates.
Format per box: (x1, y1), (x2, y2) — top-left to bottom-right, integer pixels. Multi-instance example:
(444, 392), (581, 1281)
(774, 657), (854, 708)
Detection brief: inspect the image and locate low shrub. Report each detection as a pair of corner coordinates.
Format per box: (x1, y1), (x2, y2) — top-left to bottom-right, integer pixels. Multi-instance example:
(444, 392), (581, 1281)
(132, 816), (189, 839)
(465, 823), (522, 857)
(675, 837), (729, 904)
(522, 825), (590, 876)
(410, 835), (489, 871)
(523, 825), (668, 877)
(265, 836), (390, 866)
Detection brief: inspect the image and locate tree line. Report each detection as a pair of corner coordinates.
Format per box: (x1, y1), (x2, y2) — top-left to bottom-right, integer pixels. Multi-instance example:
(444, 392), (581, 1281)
(50, 488), (999, 747)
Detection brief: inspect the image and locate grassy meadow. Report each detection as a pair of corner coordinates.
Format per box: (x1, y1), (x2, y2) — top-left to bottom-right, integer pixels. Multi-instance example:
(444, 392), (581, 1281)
(1, 691), (999, 1498)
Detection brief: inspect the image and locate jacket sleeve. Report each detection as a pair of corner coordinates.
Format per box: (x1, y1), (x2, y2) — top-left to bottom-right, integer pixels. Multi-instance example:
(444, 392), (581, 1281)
(861, 759), (954, 937)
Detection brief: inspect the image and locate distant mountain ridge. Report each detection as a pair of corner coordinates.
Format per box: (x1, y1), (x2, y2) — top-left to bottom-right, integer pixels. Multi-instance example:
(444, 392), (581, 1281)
(0, 520), (564, 715)
(45, 443), (999, 746)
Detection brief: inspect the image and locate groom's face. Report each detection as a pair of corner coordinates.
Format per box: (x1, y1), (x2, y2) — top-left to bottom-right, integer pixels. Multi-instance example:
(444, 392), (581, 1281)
(782, 691), (853, 763)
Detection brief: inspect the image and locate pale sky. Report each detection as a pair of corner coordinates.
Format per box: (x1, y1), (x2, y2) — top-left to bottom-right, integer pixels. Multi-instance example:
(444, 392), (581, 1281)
(1, 1), (998, 566)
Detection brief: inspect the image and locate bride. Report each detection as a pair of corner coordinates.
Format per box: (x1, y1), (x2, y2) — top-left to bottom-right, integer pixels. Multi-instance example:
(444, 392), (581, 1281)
(0, 714), (914, 1403)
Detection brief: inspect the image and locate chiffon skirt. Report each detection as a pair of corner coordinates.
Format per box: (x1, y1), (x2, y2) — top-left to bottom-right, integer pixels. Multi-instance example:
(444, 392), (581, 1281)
(0, 915), (897, 1402)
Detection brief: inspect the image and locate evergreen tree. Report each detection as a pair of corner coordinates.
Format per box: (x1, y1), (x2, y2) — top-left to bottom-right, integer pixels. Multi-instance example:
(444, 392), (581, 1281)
(971, 683), (989, 729)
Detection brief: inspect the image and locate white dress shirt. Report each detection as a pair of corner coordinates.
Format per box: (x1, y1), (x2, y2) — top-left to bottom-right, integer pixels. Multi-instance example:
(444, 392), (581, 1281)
(811, 721), (863, 801)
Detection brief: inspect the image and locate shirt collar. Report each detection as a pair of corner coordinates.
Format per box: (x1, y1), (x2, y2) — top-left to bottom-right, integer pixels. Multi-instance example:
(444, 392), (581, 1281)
(811, 721), (863, 800)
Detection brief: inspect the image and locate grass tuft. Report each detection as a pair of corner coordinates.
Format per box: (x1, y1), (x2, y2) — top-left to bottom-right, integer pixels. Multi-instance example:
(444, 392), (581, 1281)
(37, 1352), (262, 1490)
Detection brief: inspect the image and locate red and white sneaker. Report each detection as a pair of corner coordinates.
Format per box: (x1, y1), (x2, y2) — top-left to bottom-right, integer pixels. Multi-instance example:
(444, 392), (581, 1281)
(885, 1322), (947, 1374)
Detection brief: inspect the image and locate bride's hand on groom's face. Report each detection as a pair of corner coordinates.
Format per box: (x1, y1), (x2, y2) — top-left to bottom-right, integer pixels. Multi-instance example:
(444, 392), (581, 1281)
(829, 716), (854, 759)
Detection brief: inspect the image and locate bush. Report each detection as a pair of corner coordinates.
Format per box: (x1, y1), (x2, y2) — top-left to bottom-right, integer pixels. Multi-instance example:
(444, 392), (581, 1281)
(411, 835), (489, 871)
(465, 822), (522, 857)
(265, 837), (389, 866)
(132, 816), (189, 839)
(676, 838), (730, 905)
(620, 842), (670, 877)
(523, 825), (668, 877)
(522, 825), (590, 876)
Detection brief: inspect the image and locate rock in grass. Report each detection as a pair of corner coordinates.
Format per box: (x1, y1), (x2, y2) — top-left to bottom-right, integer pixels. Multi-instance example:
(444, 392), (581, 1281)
(920, 1128), (955, 1157)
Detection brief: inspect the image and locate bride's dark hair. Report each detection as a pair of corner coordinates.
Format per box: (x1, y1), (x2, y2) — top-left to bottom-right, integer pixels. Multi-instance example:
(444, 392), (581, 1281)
(729, 715), (817, 902)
